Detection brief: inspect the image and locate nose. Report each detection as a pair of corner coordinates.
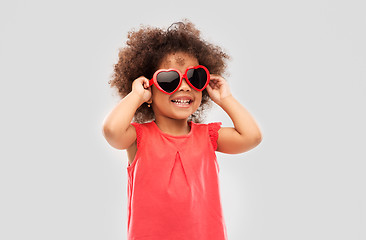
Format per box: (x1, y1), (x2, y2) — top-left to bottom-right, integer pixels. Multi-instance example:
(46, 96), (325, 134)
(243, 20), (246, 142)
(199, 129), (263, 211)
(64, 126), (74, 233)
(178, 77), (191, 91)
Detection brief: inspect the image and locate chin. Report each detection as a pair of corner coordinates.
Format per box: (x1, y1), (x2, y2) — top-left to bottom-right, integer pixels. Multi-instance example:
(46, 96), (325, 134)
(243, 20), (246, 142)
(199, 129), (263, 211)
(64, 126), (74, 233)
(171, 113), (192, 120)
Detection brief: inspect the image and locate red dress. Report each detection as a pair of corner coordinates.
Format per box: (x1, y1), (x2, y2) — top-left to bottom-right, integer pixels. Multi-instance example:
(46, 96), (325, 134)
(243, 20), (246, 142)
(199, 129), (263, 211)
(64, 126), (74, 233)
(127, 121), (228, 240)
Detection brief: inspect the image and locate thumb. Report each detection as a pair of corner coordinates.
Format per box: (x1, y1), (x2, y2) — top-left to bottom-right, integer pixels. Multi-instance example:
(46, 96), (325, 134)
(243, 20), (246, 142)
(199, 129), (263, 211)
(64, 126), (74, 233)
(143, 78), (150, 89)
(205, 84), (213, 94)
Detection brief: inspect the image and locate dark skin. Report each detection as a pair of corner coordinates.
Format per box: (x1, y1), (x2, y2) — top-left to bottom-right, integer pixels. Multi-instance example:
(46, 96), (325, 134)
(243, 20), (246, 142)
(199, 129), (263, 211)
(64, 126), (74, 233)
(108, 20), (230, 123)
(102, 51), (263, 165)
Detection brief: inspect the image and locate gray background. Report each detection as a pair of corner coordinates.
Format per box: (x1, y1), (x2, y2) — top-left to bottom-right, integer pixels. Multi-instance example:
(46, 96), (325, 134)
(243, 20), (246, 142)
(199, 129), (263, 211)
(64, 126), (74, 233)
(1, 0), (365, 239)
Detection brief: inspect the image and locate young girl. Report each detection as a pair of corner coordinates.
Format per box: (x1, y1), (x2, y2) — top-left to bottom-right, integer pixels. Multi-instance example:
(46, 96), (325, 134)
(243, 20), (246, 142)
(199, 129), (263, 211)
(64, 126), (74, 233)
(102, 20), (262, 240)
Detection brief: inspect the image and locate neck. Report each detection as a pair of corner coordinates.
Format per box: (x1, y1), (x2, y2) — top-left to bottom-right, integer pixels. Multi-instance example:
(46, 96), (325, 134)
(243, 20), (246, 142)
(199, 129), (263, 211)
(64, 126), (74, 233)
(154, 117), (191, 136)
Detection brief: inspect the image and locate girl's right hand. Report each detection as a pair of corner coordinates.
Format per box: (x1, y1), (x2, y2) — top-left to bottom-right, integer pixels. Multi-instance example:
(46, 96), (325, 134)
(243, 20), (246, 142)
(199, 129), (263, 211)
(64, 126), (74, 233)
(131, 76), (152, 104)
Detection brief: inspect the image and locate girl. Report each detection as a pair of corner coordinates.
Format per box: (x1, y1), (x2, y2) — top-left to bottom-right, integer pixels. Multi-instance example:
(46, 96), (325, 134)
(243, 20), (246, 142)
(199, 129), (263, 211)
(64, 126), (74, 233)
(102, 20), (262, 240)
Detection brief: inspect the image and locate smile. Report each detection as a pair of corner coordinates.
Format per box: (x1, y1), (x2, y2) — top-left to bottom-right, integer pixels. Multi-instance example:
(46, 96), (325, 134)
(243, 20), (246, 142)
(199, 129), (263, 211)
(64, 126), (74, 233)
(170, 98), (193, 108)
(171, 99), (192, 104)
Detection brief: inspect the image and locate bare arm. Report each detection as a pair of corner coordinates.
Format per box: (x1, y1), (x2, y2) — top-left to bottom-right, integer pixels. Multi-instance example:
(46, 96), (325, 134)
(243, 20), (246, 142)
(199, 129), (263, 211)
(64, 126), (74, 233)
(102, 77), (151, 150)
(206, 75), (262, 154)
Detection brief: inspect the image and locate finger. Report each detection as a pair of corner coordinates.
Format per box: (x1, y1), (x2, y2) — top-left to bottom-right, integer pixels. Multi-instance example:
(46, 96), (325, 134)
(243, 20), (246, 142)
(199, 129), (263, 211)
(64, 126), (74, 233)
(208, 81), (216, 89)
(209, 74), (221, 80)
(143, 79), (150, 89)
(210, 74), (219, 78)
(133, 76), (144, 86)
(137, 76), (148, 88)
(209, 79), (221, 86)
(210, 75), (226, 83)
(212, 77), (223, 83)
(206, 84), (213, 93)
(210, 79), (218, 84)
(210, 79), (221, 88)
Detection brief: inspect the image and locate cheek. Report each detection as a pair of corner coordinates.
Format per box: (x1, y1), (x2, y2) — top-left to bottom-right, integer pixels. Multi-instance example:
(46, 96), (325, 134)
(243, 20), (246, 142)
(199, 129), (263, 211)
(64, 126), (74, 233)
(151, 88), (171, 107)
(194, 93), (203, 107)
(151, 87), (163, 101)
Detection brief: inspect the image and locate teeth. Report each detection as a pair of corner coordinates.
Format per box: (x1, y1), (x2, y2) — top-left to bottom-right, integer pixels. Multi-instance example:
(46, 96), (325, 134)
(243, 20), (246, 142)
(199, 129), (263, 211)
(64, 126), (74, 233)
(172, 99), (191, 104)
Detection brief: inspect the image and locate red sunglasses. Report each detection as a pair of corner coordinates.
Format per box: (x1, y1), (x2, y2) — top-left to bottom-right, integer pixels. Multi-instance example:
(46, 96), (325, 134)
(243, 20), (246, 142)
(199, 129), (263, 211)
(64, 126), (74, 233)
(149, 65), (210, 95)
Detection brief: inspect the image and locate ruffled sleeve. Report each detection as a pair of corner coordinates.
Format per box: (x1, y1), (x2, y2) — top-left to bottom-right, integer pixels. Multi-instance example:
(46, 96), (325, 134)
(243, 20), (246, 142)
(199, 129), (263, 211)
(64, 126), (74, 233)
(131, 122), (142, 149)
(208, 122), (222, 151)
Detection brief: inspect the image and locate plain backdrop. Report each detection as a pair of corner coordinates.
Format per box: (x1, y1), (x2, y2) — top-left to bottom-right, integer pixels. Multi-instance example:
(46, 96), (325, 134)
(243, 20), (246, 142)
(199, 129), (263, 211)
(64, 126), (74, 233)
(1, 0), (365, 239)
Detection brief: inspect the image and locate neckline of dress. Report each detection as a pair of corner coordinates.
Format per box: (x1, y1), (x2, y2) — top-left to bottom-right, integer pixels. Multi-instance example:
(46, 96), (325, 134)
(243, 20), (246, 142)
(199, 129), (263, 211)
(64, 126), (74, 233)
(151, 121), (194, 138)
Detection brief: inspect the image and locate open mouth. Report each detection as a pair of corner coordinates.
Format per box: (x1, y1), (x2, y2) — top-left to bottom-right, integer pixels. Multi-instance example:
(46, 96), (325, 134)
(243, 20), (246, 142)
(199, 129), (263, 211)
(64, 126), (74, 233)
(171, 99), (192, 105)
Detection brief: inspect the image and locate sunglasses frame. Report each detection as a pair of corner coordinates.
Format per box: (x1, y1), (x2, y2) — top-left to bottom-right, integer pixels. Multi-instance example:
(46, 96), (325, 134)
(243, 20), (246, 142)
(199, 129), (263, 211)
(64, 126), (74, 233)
(149, 65), (210, 95)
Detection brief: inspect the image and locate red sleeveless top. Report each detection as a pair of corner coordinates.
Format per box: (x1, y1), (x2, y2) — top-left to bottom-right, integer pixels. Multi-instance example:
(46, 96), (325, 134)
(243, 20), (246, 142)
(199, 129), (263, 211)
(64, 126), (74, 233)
(127, 121), (228, 240)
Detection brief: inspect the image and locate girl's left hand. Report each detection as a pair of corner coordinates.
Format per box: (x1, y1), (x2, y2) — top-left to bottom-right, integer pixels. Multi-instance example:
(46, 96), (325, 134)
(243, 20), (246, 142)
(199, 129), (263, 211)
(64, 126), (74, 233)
(206, 74), (232, 106)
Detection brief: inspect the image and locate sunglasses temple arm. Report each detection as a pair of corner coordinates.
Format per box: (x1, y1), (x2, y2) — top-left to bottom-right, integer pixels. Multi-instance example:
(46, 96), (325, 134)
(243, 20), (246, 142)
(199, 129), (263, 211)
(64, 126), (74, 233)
(148, 79), (154, 87)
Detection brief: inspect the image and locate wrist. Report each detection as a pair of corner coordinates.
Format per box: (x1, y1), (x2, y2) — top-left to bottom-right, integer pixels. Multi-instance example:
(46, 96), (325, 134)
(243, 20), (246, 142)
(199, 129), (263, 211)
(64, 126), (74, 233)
(217, 94), (234, 107)
(128, 91), (146, 106)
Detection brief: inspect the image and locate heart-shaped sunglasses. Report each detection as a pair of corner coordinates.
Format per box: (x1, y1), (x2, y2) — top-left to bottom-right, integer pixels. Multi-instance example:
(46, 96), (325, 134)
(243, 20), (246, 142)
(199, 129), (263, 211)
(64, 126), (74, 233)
(148, 65), (210, 95)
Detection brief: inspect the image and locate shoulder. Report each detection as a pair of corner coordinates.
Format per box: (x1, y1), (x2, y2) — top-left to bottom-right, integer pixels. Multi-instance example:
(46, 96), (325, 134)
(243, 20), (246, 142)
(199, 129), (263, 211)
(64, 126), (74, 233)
(191, 121), (222, 151)
(192, 122), (222, 132)
(131, 121), (155, 131)
(130, 121), (155, 148)
(131, 121), (154, 127)
(191, 121), (222, 129)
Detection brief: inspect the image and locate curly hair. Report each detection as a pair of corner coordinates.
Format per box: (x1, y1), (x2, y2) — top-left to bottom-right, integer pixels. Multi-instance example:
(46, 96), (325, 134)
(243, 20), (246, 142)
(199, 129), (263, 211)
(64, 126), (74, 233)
(108, 19), (230, 123)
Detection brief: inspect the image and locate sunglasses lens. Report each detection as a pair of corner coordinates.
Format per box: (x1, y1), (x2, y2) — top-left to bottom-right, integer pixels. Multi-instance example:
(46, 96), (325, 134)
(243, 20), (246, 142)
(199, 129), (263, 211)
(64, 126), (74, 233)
(187, 67), (208, 90)
(156, 71), (180, 93)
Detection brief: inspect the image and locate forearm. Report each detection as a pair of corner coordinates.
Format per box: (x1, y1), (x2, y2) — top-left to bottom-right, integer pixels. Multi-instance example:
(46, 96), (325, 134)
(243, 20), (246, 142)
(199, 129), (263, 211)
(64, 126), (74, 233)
(219, 95), (262, 139)
(103, 92), (143, 134)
